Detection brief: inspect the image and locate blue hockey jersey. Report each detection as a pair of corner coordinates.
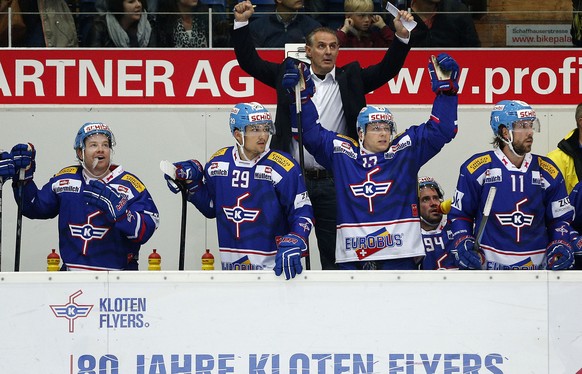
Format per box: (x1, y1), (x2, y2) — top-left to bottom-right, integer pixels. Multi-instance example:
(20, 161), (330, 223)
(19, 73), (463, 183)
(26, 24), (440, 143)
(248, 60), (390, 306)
(421, 217), (457, 270)
(190, 146), (313, 270)
(17, 165), (159, 270)
(449, 149), (573, 270)
(300, 94), (458, 263)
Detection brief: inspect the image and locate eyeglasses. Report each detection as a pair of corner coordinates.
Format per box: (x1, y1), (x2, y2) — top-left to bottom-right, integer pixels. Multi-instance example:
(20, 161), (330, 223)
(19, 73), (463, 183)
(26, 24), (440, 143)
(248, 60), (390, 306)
(245, 124), (273, 134)
(367, 123), (394, 133)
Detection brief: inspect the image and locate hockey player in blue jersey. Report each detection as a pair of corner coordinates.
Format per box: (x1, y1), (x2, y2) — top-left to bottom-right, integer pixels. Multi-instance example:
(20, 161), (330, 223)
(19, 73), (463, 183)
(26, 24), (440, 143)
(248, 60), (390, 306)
(9, 123), (160, 270)
(164, 102), (313, 280)
(284, 53), (459, 270)
(418, 176), (457, 270)
(448, 100), (575, 270)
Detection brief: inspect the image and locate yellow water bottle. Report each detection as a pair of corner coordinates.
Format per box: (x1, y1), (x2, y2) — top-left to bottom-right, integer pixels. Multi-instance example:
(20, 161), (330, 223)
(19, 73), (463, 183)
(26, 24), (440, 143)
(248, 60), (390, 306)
(47, 249), (61, 271)
(148, 249), (161, 271)
(201, 249), (214, 270)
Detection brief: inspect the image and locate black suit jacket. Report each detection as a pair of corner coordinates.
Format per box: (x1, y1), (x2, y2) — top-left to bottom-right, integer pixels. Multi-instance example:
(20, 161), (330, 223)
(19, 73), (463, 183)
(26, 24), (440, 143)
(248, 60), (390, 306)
(232, 25), (411, 153)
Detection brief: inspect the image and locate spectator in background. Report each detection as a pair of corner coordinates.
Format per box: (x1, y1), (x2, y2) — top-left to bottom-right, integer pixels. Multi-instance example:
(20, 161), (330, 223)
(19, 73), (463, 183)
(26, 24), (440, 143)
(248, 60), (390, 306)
(248, 0), (321, 47)
(391, 0), (480, 47)
(547, 103), (582, 194)
(304, 0), (325, 25)
(19, 0), (78, 46)
(337, 0), (393, 47)
(418, 176), (456, 270)
(232, 0), (413, 269)
(156, 0), (208, 47)
(572, 0), (582, 46)
(86, 0), (157, 47)
(0, 0), (27, 46)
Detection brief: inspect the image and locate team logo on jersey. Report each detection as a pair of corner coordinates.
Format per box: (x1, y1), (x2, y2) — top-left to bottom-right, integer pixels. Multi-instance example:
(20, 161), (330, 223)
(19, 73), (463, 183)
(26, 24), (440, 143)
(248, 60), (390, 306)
(223, 192), (261, 238)
(452, 189), (464, 211)
(495, 198), (534, 242)
(52, 178), (82, 194)
(345, 228), (403, 259)
(349, 167), (392, 213)
(69, 211), (110, 254)
(298, 221), (312, 233)
(209, 161), (229, 177)
(50, 290), (94, 333)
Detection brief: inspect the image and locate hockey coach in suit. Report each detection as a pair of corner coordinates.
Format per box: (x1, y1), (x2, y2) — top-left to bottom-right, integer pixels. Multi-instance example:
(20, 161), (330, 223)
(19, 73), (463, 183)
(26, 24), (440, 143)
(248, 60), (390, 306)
(231, 0), (413, 270)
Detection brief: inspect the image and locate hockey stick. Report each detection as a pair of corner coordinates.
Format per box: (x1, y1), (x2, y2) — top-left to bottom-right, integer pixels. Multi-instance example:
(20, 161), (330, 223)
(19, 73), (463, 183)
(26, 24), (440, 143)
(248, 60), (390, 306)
(295, 73), (311, 271)
(160, 160), (187, 270)
(14, 168), (25, 272)
(474, 186), (497, 252)
(0, 178), (3, 271)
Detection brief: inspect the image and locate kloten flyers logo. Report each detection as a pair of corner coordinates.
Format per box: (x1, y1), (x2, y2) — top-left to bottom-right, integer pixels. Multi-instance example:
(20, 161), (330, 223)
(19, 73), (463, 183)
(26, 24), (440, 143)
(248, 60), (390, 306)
(50, 290), (94, 333)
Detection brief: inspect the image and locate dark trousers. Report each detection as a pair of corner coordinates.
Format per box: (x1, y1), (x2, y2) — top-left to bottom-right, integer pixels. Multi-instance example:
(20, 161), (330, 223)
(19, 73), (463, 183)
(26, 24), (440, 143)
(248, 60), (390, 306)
(305, 176), (338, 270)
(338, 257), (417, 270)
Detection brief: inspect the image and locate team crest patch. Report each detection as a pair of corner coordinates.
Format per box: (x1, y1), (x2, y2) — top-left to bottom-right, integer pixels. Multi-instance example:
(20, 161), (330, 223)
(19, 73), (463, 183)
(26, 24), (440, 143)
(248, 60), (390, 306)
(55, 166), (79, 176)
(538, 158), (558, 179)
(121, 174), (145, 192)
(267, 152), (294, 171)
(467, 155), (491, 174)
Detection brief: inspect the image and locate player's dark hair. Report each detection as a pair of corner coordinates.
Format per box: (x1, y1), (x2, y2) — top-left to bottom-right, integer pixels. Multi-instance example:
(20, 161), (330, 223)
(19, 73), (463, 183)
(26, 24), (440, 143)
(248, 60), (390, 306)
(306, 27), (338, 46)
(491, 125), (506, 149)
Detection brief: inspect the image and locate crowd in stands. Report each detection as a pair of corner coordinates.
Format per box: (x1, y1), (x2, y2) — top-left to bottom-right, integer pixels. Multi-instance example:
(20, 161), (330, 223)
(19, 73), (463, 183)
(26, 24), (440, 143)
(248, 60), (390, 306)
(0, 0), (487, 48)
(0, 0), (579, 47)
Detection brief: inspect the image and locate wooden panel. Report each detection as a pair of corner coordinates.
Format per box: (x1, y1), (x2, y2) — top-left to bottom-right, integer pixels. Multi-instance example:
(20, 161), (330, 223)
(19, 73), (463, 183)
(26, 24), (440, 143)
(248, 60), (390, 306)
(474, 0), (573, 47)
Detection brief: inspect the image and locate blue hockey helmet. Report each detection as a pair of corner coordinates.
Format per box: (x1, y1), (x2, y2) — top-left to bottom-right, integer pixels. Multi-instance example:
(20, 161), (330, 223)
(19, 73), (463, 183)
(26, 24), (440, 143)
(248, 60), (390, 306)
(418, 176), (444, 199)
(356, 106), (396, 136)
(490, 100), (539, 136)
(229, 102), (274, 135)
(74, 122), (116, 150)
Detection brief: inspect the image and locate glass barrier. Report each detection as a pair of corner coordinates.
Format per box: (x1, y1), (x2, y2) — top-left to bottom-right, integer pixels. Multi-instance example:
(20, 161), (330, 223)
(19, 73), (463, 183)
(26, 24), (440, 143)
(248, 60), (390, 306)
(0, 1), (579, 48)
